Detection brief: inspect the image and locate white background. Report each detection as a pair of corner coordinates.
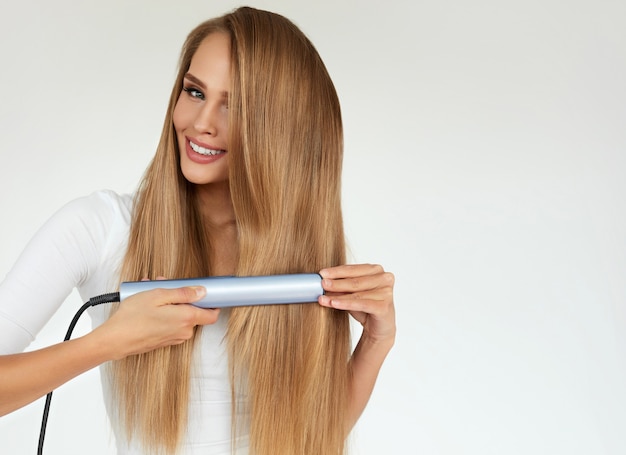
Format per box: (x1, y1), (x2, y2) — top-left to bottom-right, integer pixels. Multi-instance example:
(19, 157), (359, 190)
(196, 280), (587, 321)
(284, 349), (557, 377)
(1, 0), (625, 454)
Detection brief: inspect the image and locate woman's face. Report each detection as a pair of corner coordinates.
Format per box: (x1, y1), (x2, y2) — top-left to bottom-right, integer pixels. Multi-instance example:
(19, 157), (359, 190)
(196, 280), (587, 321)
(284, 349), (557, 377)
(174, 32), (231, 186)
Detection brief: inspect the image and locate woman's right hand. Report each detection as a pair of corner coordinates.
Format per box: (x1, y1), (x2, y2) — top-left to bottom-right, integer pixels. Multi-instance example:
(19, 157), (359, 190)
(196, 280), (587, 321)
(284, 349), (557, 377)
(92, 286), (219, 360)
(0, 286), (218, 416)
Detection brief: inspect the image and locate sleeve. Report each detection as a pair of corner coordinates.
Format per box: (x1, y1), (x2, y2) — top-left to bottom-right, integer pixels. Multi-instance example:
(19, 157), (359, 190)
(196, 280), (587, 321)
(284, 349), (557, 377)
(0, 191), (123, 354)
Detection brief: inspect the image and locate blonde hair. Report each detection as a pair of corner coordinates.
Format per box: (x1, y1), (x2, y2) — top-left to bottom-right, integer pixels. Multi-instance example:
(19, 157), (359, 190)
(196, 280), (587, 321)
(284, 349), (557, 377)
(111, 6), (351, 454)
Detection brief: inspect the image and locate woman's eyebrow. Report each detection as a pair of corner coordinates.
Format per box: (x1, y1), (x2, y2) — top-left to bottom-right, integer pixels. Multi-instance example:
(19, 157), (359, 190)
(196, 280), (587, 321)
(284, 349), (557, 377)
(183, 73), (206, 89)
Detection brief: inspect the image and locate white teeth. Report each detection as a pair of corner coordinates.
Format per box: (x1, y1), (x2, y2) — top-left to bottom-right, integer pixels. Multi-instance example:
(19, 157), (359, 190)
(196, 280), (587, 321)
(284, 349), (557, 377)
(189, 141), (224, 156)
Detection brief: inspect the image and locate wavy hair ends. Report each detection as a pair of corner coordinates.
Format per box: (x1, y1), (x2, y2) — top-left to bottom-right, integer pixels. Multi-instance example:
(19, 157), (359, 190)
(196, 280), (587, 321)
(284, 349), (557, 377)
(111, 6), (351, 455)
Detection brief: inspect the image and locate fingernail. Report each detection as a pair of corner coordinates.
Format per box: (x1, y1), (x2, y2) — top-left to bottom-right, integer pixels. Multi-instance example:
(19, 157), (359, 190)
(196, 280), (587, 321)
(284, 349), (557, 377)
(192, 286), (206, 297)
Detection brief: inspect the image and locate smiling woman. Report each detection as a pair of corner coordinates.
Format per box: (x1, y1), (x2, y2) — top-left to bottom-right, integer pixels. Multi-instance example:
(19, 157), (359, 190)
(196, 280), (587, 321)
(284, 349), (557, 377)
(0, 6), (395, 455)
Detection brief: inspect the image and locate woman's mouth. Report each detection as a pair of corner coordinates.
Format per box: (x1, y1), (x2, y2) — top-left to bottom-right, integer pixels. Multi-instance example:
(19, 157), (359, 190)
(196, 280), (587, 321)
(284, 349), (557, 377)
(189, 140), (225, 156)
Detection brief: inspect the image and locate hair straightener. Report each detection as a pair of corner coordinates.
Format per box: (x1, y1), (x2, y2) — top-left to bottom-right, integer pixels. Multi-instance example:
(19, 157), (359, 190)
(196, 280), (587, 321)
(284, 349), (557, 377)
(119, 273), (324, 307)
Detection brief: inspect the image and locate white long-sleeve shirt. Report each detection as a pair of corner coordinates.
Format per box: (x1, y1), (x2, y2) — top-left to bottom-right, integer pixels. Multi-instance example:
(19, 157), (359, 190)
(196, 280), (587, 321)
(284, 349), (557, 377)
(0, 190), (248, 454)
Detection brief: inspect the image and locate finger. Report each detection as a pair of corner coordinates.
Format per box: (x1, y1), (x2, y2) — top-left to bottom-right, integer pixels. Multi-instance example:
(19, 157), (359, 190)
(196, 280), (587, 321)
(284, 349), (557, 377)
(189, 306), (221, 326)
(319, 263), (384, 279)
(321, 271), (394, 294)
(321, 285), (392, 304)
(156, 287), (220, 326)
(147, 286), (207, 306)
(319, 294), (393, 318)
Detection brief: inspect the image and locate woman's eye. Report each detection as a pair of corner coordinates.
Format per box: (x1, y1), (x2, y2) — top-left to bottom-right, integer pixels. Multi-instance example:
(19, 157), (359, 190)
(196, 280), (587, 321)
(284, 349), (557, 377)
(183, 86), (204, 100)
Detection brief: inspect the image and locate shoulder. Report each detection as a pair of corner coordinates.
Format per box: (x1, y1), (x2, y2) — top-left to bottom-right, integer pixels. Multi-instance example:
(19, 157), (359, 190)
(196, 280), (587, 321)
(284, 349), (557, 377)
(60, 189), (133, 220)
(36, 189), (135, 252)
(50, 190), (133, 232)
(48, 191), (135, 297)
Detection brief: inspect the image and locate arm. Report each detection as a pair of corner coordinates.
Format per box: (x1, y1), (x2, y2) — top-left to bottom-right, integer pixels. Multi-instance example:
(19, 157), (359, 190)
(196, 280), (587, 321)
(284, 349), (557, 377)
(0, 191), (134, 354)
(0, 286), (218, 417)
(318, 264), (396, 428)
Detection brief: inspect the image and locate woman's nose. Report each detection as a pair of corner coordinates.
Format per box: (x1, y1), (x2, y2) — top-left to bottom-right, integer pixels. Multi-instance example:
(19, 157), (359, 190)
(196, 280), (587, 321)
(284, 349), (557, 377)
(193, 103), (219, 136)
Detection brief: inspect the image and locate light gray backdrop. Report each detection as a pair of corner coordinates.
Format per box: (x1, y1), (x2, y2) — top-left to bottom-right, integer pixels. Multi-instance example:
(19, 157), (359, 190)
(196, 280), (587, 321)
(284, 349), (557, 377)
(1, 0), (625, 454)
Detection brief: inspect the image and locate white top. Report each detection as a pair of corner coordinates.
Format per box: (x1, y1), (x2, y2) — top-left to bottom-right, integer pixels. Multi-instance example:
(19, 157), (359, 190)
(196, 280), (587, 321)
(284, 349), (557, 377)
(0, 190), (248, 454)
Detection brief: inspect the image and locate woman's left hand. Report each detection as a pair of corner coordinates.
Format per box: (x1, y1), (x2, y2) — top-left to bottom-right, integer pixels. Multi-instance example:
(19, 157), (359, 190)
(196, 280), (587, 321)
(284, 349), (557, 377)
(318, 264), (396, 346)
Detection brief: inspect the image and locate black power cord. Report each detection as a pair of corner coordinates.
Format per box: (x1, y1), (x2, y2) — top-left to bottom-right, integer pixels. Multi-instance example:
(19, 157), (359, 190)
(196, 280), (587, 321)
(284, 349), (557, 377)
(37, 292), (120, 455)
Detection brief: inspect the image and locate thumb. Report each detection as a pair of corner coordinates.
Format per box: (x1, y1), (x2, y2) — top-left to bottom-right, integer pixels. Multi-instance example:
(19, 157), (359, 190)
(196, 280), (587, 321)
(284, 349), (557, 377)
(167, 286), (220, 327)
(152, 286), (206, 306)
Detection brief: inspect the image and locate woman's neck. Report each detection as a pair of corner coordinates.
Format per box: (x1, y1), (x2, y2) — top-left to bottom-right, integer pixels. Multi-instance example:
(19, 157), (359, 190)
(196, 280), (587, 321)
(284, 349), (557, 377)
(195, 181), (238, 276)
(195, 180), (236, 228)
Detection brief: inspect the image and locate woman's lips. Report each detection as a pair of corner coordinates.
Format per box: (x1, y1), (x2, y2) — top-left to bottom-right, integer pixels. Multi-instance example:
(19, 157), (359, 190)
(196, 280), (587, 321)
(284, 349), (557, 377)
(185, 137), (226, 164)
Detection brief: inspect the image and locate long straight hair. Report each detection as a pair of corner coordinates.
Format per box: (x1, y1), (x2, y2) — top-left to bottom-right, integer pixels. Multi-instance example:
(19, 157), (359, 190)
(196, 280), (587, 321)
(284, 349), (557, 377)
(110, 7), (351, 454)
